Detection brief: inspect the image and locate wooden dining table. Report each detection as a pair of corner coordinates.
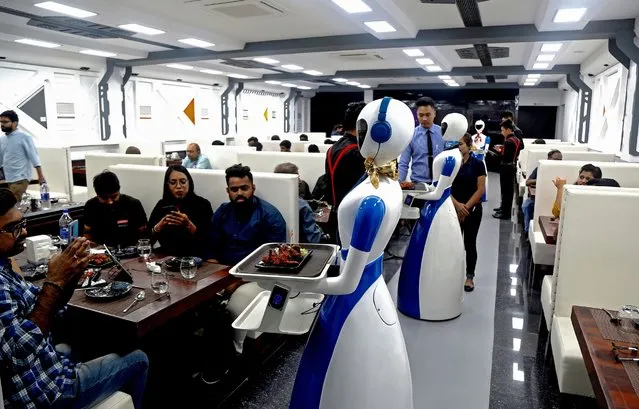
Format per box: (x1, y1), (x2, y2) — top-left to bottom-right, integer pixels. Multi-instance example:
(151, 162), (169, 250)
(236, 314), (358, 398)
(572, 306), (639, 409)
(538, 215), (559, 244)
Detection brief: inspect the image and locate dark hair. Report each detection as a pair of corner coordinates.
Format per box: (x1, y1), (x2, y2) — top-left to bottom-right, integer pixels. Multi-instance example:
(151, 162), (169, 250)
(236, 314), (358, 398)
(271, 135), (280, 141)
(247, 137), (258, 143)
(274, 162), (299, 175)
(332, 124), (343, 131)
(0, 189), (17, 216)
(308, 144), (320, 153)
(415, 97), (436, 110)
(533, 139), (546, 144)
(500, 119), (515, 131)
(547, 149), (562, 159)
(255, 142), (263, 151)
(580, 164), (603, 179)
(459, 133), (472, 148)
(324, 139), (335, 145)
(344, 101), (366, 131)
(586, 178), (620, 187)
(299, 134), (309, 141)
(501, 110), (515, 120)
(125, 146), (141, 154)
(163, 165), (195, 201)
(280, 140), (292, 149)
(212, 140), (224, 146)
(93, 171), (120, 196)
(225, 164), (253, 184)
(0, 110), (18, 123)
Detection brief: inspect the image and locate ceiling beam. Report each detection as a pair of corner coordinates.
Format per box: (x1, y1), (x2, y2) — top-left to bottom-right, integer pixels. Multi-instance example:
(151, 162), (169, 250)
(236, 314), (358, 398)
(116, 19), (635, 67)
(316, 82), (560, 92)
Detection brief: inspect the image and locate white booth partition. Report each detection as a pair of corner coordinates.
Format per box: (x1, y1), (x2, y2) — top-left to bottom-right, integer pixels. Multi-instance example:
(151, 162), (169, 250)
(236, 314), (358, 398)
(84, 154), (165, 198)
(187, 141), (256, 170)
(117, 139), (164, 157)
(109, 165), (299, 242)
(27, 146), (73, 200)
(237, 151), (325, 191)
(518, 144), (589, 181)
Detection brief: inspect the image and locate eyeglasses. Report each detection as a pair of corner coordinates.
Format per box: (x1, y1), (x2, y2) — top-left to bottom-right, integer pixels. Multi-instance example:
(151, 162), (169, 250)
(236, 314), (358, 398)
(229, 185), (251, 193)
(0, 219), (26, 238)
(168, 179), (188, 186)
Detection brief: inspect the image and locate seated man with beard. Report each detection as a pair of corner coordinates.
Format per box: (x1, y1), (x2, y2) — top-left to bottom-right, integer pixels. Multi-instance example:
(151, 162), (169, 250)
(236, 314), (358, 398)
(203, 164), (286, 383)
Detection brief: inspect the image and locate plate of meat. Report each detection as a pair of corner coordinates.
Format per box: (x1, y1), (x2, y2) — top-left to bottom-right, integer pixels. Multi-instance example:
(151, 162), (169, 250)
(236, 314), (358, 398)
(255, 244), (313, 272)
(87, 253), (115, 269)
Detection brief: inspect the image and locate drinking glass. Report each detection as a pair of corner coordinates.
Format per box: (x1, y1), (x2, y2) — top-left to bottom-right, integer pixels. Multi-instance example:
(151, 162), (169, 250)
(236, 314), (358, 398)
(180, 257), (197, 279)
(151, 269), (169, 295)
(617, 305), (639, 333)
(137, 239), (151, 260)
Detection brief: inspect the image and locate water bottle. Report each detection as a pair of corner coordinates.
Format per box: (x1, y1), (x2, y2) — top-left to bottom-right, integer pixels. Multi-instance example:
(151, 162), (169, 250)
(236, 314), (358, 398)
(40, 183), (51, 210)
(59, 210), (73, 246)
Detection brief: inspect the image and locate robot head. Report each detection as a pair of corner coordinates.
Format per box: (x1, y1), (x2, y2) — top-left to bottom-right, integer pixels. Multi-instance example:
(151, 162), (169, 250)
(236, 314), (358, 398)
(356, 97), (413, 165)
(440, 113), (469, 150)
(475, 120), (485, 133)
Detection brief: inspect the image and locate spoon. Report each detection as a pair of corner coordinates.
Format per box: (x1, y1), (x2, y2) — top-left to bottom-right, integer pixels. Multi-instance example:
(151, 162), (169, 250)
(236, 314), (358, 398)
(123, 290), (145, 313)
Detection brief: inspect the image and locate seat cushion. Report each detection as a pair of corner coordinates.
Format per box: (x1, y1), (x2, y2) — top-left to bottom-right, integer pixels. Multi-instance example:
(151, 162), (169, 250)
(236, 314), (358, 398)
(550, 316), (594, 397)
(540, 276), (554, 331)
(72, 186), (88, 203)
(90, 392), (134, 409)
(530, 229), (556, 266)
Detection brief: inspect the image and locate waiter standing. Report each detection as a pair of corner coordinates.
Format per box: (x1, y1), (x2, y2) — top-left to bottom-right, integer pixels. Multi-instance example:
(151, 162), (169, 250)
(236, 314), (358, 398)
(493, 119), (523, 220)
(399, 97), (444, 186)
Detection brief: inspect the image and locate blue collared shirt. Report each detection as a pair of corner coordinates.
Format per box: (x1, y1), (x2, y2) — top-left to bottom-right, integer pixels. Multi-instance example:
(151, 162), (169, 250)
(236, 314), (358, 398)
(0, 259), (77, 408)
(182, 154), (212, 170)
(299, 198), (321, 244)
(398, 124), (444, 183)
(208, 196), (287, 265)
(0, 130), (41, 183)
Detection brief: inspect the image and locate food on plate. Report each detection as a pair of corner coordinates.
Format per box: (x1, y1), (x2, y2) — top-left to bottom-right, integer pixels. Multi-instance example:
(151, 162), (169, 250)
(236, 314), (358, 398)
(261, 244), (309, 266)
(89, 253), (110, 265)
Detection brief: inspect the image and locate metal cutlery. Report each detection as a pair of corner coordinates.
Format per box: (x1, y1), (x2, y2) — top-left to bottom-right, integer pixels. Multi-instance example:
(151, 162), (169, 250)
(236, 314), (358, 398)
(123, 290), (145, 313)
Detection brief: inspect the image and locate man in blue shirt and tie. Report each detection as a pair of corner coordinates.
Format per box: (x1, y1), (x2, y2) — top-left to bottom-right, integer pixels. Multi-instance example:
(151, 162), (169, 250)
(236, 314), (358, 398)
(399, 97), (444, 185)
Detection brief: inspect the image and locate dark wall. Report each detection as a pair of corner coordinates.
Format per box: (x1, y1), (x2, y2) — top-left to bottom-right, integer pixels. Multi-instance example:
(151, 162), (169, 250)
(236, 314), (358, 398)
(517, 106), (558, 140)
(310, 92), (364, 136)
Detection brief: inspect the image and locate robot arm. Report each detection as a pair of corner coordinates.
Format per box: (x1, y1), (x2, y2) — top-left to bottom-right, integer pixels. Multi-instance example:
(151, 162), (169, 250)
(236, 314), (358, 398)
(315, 195), (386, 295)
(483, 136), (491, 153)
(415, 156), (456, 201)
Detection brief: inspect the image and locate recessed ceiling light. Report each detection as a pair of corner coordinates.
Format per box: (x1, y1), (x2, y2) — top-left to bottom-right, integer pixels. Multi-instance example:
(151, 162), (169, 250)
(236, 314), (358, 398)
(15, 38), (60, 48)
(333, 78), (349, 83)
(119, 24), (165, 36)
(345, 81), (360, 86)
(448, 83), (460, 87)
(253, 57), (280, 65)
(304, 70), (323, 76)
(524, 82), (537, 86)
(281, 83), (296, 87)
(416, 58), (435, 65)
(533, 63), (549, 69)
(331, 0), (372, 14)
(179, 38), (215, 48)
(553, 8), (587, 23)
(541, 43), (562, 53)
(281, 64), (303, 71)
(297, 86), (312, 90)
(403, 49), (424, 57)
(536, 54), (555, 62)
(426, 65), (443, 72)
(527, 74), (541, 79)
(200, 69), (223, 75)
(265, 80), (282, 85)
(444, 79), (456, 84)
(80, 49), (117, 57)
(358, 84), (371, 89)
(34, 2), (96, 18)
(438, 75), (452, 80)
(227, 73), (250, 79)
(166, 63), (193, 70)
(364, 21), (396, 33)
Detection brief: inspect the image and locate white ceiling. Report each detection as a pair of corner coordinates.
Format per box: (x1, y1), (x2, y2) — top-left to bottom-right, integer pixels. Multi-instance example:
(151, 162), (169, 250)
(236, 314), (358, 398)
(0, 0), (637, 89)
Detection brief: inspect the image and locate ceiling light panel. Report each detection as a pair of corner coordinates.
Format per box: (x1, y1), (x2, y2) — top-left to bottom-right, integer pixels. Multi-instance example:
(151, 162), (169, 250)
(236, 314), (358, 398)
(15, 38), (60, 48)
(332, 0), (372, 14)
(553, 8), (587, 23)
(358, 85), (371, 89)
(533, 63), (550, 69)
(536, 54), (555, 62)
(34, 2), (96, 18)
(179, 38), (215, 48)
(364, 21), (396, 33)
(119, 24), (165, 35)
(333, 78), (349, 83)
(200, 69), (222, 75)
(253, 57), (279, 65)
(280, 83), (296, 87)
(166, 63), (193, 70)
(228, 73), (250, 79)
(281, 64), (303, 71)
(403, 49), (424, 57)
(527, 74), (541, 79)
(345, 81), (360, 86)
(426, 65), (443, 72)
(80, 49), (116, 57)
(304, 70), (323, 76)
(297, 86), (312, 90)
(416, 58), (434, 65)
(265, 80), (282, 85)
(541, 43), (562, 53)
(439, 75), (452, 80)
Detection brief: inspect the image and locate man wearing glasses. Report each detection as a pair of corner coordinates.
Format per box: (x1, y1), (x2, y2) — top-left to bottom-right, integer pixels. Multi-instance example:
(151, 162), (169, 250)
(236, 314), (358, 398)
(0, 189), (149, 408)
(0, 110), (46, 200)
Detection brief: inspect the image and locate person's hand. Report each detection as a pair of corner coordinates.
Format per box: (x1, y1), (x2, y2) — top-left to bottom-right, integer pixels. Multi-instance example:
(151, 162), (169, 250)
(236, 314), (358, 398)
(47, 238), (91, 288)
(494, 145), (503, 153)
(165, 211), (191, 227)
(553, 177), (567, 189)
(453, 201), (470, 220)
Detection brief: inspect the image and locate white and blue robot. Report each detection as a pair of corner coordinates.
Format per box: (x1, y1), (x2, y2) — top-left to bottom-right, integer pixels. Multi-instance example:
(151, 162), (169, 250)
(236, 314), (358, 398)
(397, 113), (468, 321)
(230, 97), (415, 409)
(472, 120), (490, 202)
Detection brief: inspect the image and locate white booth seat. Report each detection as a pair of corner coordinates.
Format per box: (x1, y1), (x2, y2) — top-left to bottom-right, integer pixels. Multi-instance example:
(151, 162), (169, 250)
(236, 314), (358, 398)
(237, 133), (327, 146)
(90, 391), (134, 409)
(517, 144), (588, 185)
(518, 152), (615, 198)
(109, 164), (299, 242)
(549, 186), (639, 397)
(84, 154), (165, 198)
(196, 144), (256, 171)
(237, 151), (325, 191)
(529, 161), (639, 268)
(117, 139), (164, 157)
(26, 147), (73, 200)
(255, 140), (315, 153)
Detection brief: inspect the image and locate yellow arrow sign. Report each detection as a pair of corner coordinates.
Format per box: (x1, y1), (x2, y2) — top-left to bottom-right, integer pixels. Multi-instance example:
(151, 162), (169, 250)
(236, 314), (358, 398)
(184, 98), (195, 125)
(264, 107), (269, 121)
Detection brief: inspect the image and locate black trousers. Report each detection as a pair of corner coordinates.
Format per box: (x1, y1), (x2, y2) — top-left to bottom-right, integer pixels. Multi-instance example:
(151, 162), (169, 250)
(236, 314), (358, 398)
(461, 206), (482, 278)
(499, 164), (517, 215)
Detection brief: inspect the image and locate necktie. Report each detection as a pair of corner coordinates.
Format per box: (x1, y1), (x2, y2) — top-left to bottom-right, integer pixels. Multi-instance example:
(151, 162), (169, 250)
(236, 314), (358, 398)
(426, 129), (434, 181)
